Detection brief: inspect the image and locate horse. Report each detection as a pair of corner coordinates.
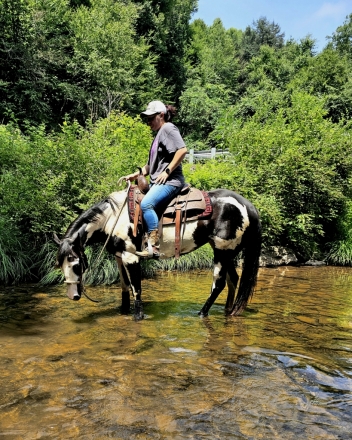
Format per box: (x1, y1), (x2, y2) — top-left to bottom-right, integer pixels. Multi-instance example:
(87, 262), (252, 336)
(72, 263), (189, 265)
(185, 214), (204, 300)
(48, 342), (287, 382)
(54, 185), (262, 320)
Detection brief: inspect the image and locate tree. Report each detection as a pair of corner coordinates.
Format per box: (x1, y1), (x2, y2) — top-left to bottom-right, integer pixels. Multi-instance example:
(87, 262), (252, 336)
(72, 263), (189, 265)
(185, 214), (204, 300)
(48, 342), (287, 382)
(69, 0), (161, 120)
(240, 16), (285, 61)
(186, 18), (241, 91)
(328, 13), (352, 59)
(0, 0), (164, 127)
(180, 19), (240, 145)
(289, 48), (351, 122)
(131, 0), (197, 100)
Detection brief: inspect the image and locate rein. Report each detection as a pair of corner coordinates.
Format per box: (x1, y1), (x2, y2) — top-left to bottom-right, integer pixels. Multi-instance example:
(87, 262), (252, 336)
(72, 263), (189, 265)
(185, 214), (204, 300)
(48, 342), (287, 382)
(80, 181), (130, 303)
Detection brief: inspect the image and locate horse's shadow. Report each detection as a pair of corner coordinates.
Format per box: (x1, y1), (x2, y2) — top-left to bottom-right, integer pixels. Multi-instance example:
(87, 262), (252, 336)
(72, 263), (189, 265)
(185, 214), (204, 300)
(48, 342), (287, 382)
(70, 299), (205, 323)
(0, 286), (54, 335)
(70, 297), (259, 324)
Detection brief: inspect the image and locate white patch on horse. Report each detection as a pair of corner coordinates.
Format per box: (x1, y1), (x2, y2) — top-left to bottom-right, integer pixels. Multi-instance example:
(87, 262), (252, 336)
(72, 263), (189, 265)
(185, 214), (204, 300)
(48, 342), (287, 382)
(212, 262), (222, 289)
(160, 221), (198, 258)
(108, 192), (137, 253)
(212, 196), (250, 250)
(62, 257), (80, 299)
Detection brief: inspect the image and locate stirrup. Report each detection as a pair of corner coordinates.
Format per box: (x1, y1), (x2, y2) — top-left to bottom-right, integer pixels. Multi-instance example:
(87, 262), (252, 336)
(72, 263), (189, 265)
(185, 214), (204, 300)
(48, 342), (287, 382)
(135, 240), (160, 259)
(136, 248), (160, 259)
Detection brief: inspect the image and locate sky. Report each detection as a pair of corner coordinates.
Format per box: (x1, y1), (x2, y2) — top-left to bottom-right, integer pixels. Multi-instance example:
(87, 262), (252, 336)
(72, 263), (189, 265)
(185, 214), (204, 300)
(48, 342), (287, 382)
(192, 0), (352, 52)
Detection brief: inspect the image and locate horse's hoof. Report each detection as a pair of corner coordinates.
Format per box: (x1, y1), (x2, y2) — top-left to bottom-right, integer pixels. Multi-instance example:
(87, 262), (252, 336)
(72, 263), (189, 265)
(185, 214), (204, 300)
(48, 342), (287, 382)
(198, 310), (208, 318)
(134, 313), (144, 321)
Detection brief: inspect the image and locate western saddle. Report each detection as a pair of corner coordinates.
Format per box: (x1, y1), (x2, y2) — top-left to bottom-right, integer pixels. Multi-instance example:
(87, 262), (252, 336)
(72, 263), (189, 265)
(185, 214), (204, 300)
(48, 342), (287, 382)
(128, 180), (212, 258)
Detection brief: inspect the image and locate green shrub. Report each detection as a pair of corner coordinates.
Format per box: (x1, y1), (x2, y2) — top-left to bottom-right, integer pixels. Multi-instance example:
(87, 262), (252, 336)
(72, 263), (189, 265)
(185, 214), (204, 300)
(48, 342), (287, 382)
(0, 113), (151, 283)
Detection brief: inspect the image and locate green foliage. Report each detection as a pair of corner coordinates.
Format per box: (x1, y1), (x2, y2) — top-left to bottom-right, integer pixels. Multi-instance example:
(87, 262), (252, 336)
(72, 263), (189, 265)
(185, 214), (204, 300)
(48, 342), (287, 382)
(179, 82), (230, 143)
(212, 90), (352, 258)
(181, 18), (242, 144)
(184, 160), (239, 190)
(2, 4), (352, 284)
(187, 19), (241, 89)
(0, 0), (163, 127)
(69, 0), (160, 119)
(131, 0), (197, 99)
(1, 113), (151, 236)
(0, 113), (151, 283)
(328, 13), (352, 59)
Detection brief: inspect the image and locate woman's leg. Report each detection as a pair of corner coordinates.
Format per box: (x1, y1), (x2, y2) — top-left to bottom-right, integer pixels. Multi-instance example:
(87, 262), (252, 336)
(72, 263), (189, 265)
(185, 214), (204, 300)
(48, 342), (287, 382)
(140, 184), (181, 232)
(137, 184), (181, 257)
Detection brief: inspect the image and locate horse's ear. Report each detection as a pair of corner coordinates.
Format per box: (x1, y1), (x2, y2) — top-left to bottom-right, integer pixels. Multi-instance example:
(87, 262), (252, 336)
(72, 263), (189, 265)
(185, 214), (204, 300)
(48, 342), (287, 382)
(53, 233), (62, 246)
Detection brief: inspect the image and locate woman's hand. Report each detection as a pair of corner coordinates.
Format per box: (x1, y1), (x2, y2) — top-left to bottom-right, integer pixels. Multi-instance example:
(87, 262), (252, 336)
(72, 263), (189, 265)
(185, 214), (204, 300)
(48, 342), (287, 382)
(122, 172), (139, 182)
(155, 171), (169, 184)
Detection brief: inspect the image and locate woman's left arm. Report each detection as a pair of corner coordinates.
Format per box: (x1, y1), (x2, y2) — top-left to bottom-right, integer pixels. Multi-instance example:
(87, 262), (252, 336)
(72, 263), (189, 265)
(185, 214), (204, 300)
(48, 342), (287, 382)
(155, 147), (187, 184)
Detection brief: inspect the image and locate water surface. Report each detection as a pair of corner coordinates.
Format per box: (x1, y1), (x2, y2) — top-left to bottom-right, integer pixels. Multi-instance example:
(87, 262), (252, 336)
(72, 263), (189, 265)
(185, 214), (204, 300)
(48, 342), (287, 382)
(1, 266), (352, 439)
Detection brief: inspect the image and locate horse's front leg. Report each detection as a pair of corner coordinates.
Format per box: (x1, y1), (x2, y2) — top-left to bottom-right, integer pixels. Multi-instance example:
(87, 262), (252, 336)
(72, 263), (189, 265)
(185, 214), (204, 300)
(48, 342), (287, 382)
(115, 255), (131, 314)
(121, 252), (143, 320)
(199, 252), (228, 317)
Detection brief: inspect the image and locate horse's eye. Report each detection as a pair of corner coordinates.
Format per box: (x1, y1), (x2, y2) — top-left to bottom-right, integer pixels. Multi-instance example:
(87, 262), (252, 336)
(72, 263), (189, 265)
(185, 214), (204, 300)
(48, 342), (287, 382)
(67, 256), (76, 263)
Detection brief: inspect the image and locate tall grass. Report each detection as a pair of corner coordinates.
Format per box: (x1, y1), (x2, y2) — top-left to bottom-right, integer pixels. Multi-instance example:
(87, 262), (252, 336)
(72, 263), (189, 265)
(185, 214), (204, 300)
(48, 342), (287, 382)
(39, 243), (120, 286)
(326, 239), (352, 266)
(0, 219), (32, 284)
(39, 242), (214, 285)
(141, 244), (214, 277)
(37, 241), (64, 285)
(326, 201), (352, 266)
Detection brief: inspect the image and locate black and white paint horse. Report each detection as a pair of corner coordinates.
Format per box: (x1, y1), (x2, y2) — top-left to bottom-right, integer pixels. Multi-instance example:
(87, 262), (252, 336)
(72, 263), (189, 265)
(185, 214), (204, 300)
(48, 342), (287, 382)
(54, 187), (261, 320)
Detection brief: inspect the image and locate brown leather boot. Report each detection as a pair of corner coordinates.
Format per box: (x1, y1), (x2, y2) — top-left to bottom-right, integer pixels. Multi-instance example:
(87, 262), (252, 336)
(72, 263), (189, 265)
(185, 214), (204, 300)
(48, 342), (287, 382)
(136, 230), (160, 258)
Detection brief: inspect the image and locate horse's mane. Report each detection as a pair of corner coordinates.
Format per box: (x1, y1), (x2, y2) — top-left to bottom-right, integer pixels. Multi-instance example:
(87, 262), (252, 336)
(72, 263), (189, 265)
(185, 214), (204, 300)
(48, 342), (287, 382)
(56, 198), (111, 266)
(64, 198), (110, 239)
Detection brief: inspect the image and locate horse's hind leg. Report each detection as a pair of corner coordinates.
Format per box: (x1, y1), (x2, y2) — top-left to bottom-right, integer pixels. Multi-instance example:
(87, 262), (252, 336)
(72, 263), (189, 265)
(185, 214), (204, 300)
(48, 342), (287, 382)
(225, 260), (239, 314)
(115, 255), (131, 314)
(198, 251), (228, 317)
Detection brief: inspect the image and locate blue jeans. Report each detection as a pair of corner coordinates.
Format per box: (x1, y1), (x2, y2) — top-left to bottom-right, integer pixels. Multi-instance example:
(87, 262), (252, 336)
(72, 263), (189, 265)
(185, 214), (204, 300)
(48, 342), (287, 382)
(140, 184), (181, 232)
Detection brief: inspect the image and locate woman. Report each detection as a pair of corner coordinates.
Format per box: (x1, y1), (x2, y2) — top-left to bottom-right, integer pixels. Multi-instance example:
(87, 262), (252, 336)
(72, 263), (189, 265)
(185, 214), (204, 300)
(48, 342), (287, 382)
(123, 100), (187, 258)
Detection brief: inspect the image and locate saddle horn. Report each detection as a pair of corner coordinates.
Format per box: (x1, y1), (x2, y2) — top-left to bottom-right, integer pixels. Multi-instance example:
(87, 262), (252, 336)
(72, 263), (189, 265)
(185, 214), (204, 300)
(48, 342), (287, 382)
(136, 167), (149, 194)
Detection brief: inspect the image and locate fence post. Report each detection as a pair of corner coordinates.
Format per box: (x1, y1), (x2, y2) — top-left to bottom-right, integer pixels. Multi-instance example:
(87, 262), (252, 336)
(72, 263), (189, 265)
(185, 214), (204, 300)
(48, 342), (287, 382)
(211, 147), (216, 159)
(189, 148), (194, 164)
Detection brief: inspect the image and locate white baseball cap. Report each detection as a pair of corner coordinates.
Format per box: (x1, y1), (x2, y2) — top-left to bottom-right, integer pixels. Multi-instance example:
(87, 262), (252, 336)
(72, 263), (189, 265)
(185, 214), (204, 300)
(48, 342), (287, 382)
(140, 101), (167, 116)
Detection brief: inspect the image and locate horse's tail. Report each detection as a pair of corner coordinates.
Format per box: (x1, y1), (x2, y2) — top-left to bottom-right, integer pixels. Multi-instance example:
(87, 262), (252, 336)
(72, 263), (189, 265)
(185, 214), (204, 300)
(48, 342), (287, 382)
(230, 218), (262, 316)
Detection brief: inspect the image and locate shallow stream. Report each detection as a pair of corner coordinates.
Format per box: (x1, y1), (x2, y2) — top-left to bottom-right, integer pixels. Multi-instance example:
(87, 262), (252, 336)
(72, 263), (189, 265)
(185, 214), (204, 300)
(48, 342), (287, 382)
(1, 266), (352, 439)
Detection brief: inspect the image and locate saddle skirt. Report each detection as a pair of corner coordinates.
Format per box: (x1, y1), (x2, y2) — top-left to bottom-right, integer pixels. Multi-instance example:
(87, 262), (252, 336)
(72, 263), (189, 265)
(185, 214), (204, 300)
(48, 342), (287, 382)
(127, 184), (212, 258)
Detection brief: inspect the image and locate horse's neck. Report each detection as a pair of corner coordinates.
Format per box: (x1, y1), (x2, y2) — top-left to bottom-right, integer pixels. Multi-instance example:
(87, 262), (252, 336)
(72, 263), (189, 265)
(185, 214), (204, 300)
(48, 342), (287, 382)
(65, 190), (127, 246)
(87, 191), (128, 240)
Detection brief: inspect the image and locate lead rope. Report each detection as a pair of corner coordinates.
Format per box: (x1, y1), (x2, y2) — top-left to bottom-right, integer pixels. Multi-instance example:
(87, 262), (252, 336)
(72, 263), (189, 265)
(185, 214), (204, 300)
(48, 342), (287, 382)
(81, 181), (130, 303)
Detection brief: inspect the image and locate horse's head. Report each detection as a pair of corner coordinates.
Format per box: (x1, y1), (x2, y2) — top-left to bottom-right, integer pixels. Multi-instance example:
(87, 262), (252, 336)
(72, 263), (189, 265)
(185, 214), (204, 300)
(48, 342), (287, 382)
(54, 232), (88, 301)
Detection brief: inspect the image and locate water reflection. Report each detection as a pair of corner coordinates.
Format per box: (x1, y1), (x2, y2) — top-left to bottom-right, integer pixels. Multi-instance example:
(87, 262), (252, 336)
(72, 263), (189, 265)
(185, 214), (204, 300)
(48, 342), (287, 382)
(0, 267), (352, 438)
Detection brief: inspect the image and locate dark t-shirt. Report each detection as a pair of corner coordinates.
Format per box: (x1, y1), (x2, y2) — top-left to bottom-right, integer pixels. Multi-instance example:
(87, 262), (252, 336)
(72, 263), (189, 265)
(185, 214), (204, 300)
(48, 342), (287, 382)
(148, 122), (186, 187)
